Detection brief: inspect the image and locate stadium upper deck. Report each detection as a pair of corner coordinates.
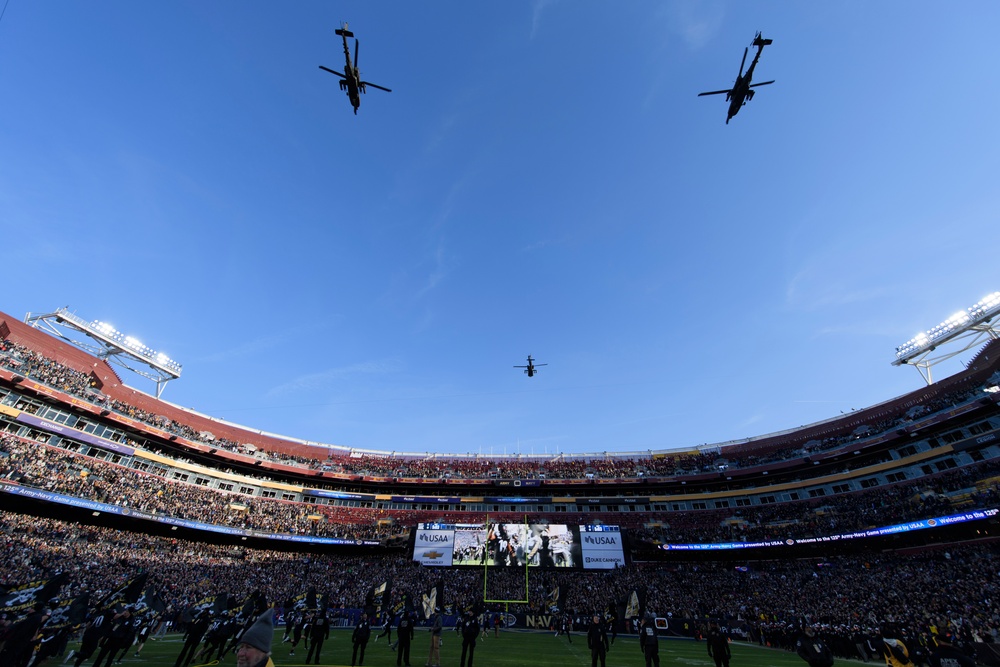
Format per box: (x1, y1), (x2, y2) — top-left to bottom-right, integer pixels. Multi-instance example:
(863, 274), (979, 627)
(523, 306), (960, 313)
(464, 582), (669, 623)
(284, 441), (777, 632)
(1, 309), (998, 488)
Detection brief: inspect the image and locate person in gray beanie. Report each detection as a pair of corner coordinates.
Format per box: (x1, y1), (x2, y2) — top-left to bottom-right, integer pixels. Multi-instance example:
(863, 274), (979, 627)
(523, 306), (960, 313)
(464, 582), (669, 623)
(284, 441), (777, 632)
(237, 609), (276, 667)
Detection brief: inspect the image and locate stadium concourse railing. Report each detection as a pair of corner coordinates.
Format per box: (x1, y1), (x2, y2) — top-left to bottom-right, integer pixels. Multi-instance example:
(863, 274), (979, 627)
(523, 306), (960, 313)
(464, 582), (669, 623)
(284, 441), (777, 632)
(1, 345), (998, 492)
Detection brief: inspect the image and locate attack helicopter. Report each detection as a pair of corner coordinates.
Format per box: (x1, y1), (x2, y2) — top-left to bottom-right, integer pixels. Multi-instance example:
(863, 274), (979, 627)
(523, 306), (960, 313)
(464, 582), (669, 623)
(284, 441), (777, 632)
(515, 356), (547, 377)
(319, 24), (392, 114)
(698, 32), (774, 124)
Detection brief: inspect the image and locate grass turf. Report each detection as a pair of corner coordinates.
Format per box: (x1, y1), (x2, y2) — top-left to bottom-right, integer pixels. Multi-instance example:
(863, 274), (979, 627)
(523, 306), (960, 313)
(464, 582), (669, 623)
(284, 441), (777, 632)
(67, 627), (867, 667)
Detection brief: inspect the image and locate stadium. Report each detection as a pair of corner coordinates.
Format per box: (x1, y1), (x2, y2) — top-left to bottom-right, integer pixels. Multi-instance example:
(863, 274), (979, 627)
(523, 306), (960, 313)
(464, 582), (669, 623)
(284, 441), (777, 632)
(1, 293), (999, 667)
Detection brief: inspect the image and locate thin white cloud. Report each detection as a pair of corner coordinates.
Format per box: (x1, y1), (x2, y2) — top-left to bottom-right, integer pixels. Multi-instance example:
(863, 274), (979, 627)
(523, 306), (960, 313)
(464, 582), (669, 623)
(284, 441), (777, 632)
(662, 0), (726, 50)
(812, 322), (900, 339)
(415, 239), (451, 299)
(199, 329), (309, 364)
(737, 413), (764, 429)
(530, 0), (559, 40)
(785, 267), (896, 312)
(266, 359), (402, 397)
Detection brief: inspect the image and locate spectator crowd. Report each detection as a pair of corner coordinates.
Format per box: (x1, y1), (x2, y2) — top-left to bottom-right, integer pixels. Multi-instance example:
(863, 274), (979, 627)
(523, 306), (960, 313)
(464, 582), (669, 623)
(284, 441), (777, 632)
(2, 510), (1000, 665)
(2, 338), (996, 482)
(3, 426), (1000, 546)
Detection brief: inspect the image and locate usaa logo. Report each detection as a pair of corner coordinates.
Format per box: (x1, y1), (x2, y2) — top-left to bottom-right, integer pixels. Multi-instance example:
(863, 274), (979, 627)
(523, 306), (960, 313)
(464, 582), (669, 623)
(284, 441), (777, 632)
(420, 534), (450, 543)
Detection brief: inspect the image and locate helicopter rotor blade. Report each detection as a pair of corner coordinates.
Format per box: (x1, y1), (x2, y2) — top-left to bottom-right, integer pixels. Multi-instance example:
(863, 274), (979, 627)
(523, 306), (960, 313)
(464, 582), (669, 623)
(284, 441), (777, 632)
(698, 89), (732, 96)
(748, 80), (775, 88)
(738, 47), (748, 78)
(354, 38), (359, 71)
(319, 65), (347, 78)
(360, 81), (392, 93)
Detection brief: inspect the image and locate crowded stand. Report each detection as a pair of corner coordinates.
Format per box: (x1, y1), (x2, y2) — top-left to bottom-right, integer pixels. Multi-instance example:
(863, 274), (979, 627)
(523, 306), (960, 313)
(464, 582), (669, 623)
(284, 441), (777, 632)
(629, 459), (1000, 545)
(2, 325), (998, 482)
(2, 510), (1000, 664)
(4, 413), (1000, 548)
(0, 433), (403, 542)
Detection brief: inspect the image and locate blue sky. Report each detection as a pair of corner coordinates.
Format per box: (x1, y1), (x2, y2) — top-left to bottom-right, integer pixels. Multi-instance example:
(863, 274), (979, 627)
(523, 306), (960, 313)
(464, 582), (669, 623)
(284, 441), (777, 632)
(1, 2), (998, 457)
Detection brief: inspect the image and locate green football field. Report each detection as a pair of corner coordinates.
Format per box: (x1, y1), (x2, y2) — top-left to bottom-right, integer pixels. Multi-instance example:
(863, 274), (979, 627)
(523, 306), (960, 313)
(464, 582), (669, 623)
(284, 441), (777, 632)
(67, 627), (868, 667)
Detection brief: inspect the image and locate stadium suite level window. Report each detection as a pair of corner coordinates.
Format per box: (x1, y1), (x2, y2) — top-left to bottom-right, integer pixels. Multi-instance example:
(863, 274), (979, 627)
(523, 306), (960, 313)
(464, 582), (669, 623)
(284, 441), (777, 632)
(935, 459), (958, 472)
(969, 421), (994, 435)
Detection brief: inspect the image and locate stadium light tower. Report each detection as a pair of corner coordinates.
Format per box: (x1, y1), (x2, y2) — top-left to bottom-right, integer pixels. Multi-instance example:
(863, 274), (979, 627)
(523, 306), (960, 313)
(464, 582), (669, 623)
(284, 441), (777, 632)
(24, 307), (182, 397)
(892, 291), (1000, 385)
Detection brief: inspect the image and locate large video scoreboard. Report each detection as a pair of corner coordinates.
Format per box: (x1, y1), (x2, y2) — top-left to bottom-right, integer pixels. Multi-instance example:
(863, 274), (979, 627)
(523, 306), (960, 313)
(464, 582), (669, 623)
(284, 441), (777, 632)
(413, 522), (625, 570)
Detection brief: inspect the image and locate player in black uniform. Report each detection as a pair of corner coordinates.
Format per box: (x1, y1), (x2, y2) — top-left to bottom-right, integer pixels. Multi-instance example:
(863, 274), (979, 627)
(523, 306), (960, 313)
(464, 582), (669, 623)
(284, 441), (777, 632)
(194, 613), (231, 664)
(289, 610), (308, 656)
(306, 610), (330, 665)
(174, 610), (211, 667)
(92, 607), (132, 667)
(459, 610), (480, 667)
(707, 623), (731, 667)
(133, 614), (155, 658)
(587, 614), (610, 667)
(395, 612), (415, 667)
(639, 614), (660, 667)
(69, 607), (111, 667)
(375, 613), (393, 645)
(112, 611), (141, 664)
(352, 611), (372, 666)
(281, 609), (296, 643)
(557, 615), (572, 642)
(606, 606), (618, 646)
